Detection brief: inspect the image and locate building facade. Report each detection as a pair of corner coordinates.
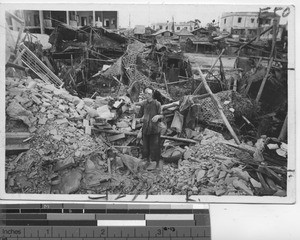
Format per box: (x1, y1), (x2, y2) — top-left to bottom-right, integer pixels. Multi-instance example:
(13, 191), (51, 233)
(220, 11), (280, 39)
(151, 21), (195, 33)
(220, 12), (259, 33)
(6, 10), (118, 35)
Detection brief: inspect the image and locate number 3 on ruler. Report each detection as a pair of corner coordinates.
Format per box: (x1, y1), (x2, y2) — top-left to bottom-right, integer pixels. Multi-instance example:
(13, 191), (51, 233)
(156, 229), (162, 236)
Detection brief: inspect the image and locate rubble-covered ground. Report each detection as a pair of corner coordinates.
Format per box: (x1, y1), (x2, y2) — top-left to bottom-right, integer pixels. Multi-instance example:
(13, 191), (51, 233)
(5, 75), (287, 197)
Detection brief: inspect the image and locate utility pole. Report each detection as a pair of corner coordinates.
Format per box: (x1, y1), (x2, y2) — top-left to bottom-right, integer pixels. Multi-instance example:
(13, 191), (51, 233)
(129, 14), (131, 28)
(256, 8), (261, 42)
(256, 7), (279, 103)
(172, 16), (175, 33)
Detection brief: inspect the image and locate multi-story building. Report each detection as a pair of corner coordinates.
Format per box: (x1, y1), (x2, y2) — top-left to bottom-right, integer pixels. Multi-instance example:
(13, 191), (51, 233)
(6, 10), (118, 35)
(220, 11), (280, 39)
(151, 21), (195, 33)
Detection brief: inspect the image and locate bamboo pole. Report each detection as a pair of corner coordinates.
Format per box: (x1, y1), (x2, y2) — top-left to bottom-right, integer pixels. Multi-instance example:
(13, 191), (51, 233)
(197, 67), (241, 145)
(192, 48), (225, 95)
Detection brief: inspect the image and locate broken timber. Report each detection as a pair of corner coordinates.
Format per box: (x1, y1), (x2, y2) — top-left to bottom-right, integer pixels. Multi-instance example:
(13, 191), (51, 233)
(18, 43), (63, 88)
(192, 49), (225, 95)
(6, 144), (30, 155)
(93, 128), (199, 144)
(6, 132), (31, 145)
(197, 67), (241, 145)
(256, 19), (278, 103)
(278, 115), (288, 142)
(234, 26), (273, 53)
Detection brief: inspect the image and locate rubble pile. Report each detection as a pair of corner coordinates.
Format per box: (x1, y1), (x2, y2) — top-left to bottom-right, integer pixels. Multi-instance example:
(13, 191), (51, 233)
(157, 129), (287, 196)
(5, 9), (289, 199)
(5, 76), (107, 194)
(5, 75), (286, 196)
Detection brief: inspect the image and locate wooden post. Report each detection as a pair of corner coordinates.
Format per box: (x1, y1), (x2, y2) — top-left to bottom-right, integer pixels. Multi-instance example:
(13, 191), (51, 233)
(92, 11), (96, 27)
(234, 49), (240, 69)
(66, 11), (70, 25)
(255, 57), (273, 103)
(255, 17), (277, 103)
(278, 115), (287, 142)
(192, 48), (225, 95)
(163, 72), (169, 94)
(198, 67), (241, 145)
(39, 11), (44, 34)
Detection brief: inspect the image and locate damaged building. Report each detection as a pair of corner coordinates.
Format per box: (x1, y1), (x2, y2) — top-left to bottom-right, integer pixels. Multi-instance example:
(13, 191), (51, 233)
(4, 7), (290, 199)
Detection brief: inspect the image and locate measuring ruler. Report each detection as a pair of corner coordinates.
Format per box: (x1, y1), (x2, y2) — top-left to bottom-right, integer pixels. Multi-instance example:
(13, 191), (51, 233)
(0, 203), (211, 239)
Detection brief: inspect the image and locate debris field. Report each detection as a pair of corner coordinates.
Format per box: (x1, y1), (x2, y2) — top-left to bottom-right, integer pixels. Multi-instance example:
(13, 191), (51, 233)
(5, 13), (288, 199)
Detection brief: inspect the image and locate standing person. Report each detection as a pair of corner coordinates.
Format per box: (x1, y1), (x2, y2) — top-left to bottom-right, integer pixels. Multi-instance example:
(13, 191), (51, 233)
(136, 87), (164, 170)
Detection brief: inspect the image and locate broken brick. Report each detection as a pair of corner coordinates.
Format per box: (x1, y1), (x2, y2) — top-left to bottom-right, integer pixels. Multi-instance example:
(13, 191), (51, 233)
(54, 156), (75, 171)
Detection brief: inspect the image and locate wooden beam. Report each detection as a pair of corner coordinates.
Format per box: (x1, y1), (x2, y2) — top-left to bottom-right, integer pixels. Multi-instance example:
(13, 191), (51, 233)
(6, 144), (30, 155)
(197, 67), (241, 144)
(167, 79), (189, 85)
(6, 11), (25, 24)
(108, 133), (126, 142)
(6, 132), (31, 145)
(162, 101), (180, 110)
(221, 141), (256, 154)
(255, 57), (274, 103)
(256, 18), (277, 103)
(6, 132), (31, 139)
(160, 135), (198, 144)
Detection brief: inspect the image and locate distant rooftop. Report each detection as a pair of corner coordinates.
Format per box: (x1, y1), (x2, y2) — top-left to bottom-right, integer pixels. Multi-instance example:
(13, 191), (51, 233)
(221, 12), (259, 18)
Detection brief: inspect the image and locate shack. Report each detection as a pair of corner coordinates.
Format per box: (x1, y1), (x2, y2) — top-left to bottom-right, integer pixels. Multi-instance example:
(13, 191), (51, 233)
(186, 36), (216, 54)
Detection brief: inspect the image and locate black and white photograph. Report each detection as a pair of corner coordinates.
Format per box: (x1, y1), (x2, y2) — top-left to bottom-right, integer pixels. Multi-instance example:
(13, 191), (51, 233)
(1, 2), (295, 203)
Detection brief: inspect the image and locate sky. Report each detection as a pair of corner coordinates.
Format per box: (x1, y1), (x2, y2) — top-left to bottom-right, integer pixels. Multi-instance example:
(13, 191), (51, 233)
(115, 4), (290, 28)
(1, 1), (292, 28)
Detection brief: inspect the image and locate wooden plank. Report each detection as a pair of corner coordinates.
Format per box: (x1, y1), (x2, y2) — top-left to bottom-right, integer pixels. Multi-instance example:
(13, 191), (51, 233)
(108, 133), (126, 142)
(6, 132), (31, 145)
(123, 136), (135, 146)
(221, 141), (256, 154)
(265, 177), (278, 191)
(131, 115), (136, 130)
(6, 132), (31, 139)
(6, 144), (30, 155)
